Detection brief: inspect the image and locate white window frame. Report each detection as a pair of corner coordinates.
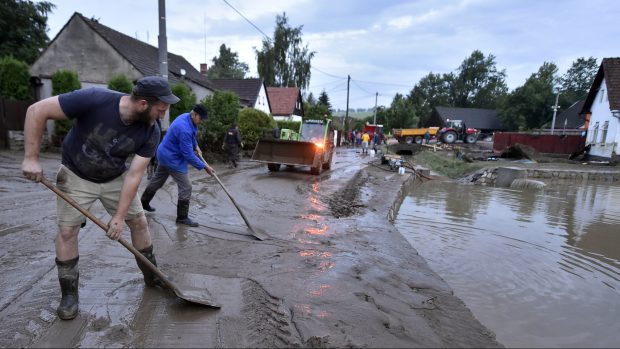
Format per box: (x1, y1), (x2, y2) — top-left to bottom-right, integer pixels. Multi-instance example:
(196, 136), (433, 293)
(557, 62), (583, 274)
(591, 122), (599, 143)
(601, 121), (609, 145)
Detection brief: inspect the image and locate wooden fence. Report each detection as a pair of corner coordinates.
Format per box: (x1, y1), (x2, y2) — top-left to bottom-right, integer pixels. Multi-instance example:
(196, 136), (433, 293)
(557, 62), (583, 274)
(493, 132), (586, 155)
(0, 98), (33, 149)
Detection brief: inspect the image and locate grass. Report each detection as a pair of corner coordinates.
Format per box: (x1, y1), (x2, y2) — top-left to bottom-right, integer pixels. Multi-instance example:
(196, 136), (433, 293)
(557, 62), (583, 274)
(413, 149), (487, 178)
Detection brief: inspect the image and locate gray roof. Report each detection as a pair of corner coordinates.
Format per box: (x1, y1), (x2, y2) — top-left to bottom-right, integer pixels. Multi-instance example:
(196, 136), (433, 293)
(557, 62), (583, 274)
(434, 106), (503, 130)
(551, 100), (585, 129)
(74, 13), (215, 90)
(209, 79), (264, 107)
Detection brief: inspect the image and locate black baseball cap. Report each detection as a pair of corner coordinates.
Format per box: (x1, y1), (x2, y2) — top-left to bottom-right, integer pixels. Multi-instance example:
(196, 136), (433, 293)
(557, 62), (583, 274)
(192, 104), (208, 120)
(133, 76), (180, 104)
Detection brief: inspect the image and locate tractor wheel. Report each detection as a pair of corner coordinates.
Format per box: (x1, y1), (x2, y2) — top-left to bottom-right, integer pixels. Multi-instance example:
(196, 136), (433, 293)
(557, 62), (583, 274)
(267, 163), (280, 172)
(322, 153), (333, 170)
(310, 165), (322, 175)
(442, 131), (457, 144)
(414, 136), (423, 144)
(465, 134), (478, 144)
(405, 136), (414, 144)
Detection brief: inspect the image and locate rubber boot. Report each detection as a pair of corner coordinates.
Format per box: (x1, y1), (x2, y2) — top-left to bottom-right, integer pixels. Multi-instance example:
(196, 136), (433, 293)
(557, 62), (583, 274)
(135, 245), (166, 288)
(140, 189), (157, 212)
(176, 200), (199, 227)
(56, 256), (79, 320)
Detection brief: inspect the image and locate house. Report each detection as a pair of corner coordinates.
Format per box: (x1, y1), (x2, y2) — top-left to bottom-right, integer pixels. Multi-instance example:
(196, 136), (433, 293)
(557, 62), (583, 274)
(580, 57), (620, 162)
(266, 87), (304, 122)
(29, 12), (216, 131)
(209, 79), (271, 115)
(424, 106), (504, 136)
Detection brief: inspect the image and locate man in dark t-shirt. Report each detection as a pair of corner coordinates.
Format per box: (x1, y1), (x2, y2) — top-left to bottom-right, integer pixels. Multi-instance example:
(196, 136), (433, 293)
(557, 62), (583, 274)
(21, 76), (179, 320)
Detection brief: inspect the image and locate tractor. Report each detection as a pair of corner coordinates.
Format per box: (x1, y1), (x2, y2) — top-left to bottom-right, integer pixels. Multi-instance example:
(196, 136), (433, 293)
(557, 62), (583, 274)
(438, 119), (480, 144)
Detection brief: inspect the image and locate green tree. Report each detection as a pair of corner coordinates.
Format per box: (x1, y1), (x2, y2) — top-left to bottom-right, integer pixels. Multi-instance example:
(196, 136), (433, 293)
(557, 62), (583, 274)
(386, 93), (416, 129)
(304, 90), (332, 119)
(559, 56), (598, 103)
(0, 56), (31, 100)
(255, 12), (315, 89)
(51, 69), (81, 143)
(107, 74), (133, 93)
(453, 50), (508, 108)
(206, 44), (249, 79)
(406, 72), (453, 126)
(0, 0), (55, 64)
(169, 83), (197, 122)
(498, 62), (558, 131)
(198, 91), (240, 158)
(238, 108), (275, 150)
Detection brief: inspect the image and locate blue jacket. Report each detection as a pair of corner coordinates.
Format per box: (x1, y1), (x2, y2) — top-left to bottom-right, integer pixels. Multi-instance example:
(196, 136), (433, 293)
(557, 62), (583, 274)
(157, 113), (205, 173)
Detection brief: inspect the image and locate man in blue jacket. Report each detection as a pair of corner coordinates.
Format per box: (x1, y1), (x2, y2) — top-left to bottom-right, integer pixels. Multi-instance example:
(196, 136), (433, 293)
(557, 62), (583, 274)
(140, 104), (215, 227)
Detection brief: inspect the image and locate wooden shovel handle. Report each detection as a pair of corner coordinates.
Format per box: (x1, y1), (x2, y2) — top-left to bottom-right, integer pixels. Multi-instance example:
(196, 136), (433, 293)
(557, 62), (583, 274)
(40, 177), (176, 291)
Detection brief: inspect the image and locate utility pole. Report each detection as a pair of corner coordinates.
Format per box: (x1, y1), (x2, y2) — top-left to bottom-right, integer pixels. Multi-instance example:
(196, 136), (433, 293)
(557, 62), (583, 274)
(345, 75), (350, 132)
(550, 92), (560, 135)
(373, 92), (378, 125)
(158, 0), (169, 129)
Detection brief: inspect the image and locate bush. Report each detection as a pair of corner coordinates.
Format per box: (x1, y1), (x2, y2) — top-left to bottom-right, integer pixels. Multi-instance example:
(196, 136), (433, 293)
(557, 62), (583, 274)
(198, 91), (240, 159)
(51, 70), (81, 145)
(107, 74), (133, 93)
(238, 108), (276, 150)
(0, 56), (31, 100)
(169, 83), (197, 123)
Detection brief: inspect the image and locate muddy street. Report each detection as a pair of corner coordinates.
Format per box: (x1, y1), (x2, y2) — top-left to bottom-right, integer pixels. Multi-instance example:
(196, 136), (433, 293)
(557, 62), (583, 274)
(0, 148), (500, 348)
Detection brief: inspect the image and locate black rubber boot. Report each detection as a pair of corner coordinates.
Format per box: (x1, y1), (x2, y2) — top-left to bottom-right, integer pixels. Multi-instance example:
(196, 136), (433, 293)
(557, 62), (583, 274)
(56, 256), (79, 320)
(140, 189), (157, 212)
(135, 245), (166, 288)
(175, 200), (199, 227)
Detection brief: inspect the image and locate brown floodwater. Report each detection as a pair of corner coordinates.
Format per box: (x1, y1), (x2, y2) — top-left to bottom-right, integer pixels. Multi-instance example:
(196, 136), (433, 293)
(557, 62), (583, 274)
(395, 180), (620, 348)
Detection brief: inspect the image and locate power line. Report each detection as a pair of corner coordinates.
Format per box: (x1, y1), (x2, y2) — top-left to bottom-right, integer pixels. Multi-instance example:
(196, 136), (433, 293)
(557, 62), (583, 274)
(221, 0), (271, 40)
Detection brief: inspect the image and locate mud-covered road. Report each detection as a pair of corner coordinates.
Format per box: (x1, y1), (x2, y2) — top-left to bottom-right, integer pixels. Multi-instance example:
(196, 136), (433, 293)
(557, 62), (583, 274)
(0, 147), (501, 348)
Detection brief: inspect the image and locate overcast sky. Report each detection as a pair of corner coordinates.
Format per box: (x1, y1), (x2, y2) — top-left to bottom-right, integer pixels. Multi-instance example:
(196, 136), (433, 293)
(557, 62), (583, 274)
(44, 0), (619, 111)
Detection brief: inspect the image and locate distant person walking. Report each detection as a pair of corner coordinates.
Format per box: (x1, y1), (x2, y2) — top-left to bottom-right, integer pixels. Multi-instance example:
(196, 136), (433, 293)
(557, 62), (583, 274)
(361, 132), (370, 154)
(224, 123), (243, 168)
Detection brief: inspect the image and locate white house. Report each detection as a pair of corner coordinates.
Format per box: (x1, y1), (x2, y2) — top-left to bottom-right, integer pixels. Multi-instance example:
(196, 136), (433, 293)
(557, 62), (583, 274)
(581, 58), (620, 162)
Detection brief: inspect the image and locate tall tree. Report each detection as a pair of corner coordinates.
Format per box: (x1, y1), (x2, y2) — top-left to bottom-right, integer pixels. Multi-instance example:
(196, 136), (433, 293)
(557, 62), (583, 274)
(498, 62), (558, 131)
(304, 90), (331, 118)
(406, 72), (453, 126)
(386, 93), (416, 129)
(559, 56), (598, 103)
(0, 0), (55, 64)
(206, 44), (249, 79)
(453, 50), (508, 108)
(255, 12), (315, 89)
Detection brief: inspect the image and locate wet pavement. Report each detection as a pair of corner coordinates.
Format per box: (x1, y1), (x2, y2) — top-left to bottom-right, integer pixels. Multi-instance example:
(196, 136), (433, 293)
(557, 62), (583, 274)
(0, 148), (500, 348)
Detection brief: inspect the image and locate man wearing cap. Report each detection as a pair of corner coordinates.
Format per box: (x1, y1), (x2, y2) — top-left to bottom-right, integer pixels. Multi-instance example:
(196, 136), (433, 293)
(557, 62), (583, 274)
(21, 76), (179, 320)
(140, 104), (215, 227)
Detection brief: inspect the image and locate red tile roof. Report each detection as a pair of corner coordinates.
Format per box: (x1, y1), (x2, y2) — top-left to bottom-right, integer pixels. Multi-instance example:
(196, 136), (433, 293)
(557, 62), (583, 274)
(267, 87), (301, 116)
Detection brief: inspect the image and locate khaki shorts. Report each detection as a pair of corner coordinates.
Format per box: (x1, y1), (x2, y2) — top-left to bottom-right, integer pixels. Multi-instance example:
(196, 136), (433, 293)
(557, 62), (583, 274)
(55, 165), (144, 227)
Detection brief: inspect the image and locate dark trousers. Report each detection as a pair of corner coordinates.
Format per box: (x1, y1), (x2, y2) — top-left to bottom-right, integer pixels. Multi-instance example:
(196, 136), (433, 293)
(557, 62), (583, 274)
(144, 164), (192, 201)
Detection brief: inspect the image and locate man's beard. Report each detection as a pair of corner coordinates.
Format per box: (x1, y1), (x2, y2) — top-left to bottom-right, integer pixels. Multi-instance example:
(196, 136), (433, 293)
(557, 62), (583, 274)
(136, 104), (154, 125)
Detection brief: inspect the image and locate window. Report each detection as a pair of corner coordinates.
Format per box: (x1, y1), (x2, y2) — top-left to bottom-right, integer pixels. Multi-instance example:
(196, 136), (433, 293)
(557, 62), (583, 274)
(601, 121), (609, 144)
(591, 122), (599, 143)
(600, 89), (606, 103)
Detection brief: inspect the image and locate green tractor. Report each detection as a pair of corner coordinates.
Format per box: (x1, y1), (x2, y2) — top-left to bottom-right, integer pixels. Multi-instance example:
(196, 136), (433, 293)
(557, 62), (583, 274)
(251, 119), (335, 175)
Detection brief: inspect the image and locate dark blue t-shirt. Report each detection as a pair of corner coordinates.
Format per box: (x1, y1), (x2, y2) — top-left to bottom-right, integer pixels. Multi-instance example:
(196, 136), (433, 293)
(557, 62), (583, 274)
(58, 87), (160, 183)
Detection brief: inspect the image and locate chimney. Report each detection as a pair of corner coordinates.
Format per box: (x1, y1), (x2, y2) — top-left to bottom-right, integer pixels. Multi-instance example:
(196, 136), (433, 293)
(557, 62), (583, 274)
(200, 63), (208, 75)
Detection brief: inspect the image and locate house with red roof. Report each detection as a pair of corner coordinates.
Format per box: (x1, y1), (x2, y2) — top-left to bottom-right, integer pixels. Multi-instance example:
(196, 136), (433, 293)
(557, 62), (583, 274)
(266, 87), (304, 122)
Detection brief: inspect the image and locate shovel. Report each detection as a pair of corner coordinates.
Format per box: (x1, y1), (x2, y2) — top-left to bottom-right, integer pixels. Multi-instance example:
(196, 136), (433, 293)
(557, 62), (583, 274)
(196, 153), (269, 241)
(40, 177), (220, 308)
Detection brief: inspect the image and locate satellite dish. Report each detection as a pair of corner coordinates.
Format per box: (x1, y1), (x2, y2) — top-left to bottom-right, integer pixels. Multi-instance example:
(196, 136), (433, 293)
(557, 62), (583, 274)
(180, 68), (186, 76)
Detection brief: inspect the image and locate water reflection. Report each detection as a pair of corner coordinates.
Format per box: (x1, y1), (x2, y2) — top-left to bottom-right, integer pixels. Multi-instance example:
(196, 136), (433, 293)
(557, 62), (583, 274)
(395, 180), (620, 348)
